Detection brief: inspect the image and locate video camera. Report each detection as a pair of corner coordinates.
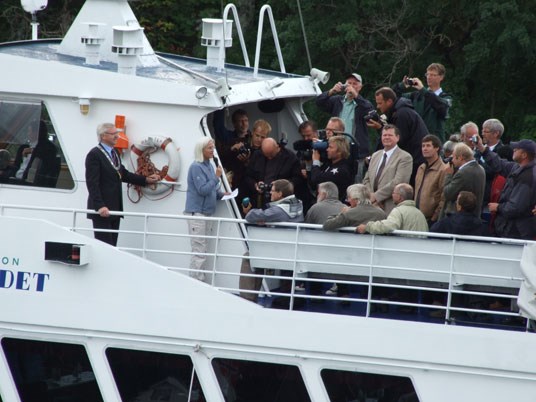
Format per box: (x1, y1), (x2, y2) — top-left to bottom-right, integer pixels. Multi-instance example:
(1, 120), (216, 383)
(292, 138), (329, 161)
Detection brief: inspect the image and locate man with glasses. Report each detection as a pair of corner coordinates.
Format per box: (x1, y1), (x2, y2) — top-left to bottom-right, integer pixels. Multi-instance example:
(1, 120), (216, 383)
(85, 123), (160, 246)
(393, 63), (453, 142)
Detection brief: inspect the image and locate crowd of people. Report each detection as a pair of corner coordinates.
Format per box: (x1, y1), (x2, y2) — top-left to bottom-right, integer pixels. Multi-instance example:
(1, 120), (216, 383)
(209, 63), (536, 246)
(85, 62), (536, 287)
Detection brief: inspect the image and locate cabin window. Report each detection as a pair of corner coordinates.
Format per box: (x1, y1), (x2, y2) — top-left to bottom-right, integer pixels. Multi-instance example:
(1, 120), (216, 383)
(212, 358), (311, 402)
(0, 99), (74, 189)
(1, 337), (103, 402)
(105, 347), (206, 402)
(321, 369), (419, 402)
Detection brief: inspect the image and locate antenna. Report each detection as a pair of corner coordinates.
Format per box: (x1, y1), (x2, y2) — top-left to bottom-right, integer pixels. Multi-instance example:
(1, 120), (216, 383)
(21, 0), (48, 40)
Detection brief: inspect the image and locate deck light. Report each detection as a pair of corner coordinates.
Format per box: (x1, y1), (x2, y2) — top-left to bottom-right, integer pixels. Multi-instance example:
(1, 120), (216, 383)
(79, 98), (91, 115)
(195, 86), (208, 99)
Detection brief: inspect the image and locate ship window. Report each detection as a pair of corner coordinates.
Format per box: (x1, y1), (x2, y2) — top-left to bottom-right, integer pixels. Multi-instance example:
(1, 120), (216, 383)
(106, 347), (206, 402)
(1, 337), (104, 402)
(321, 369), (419, 402)
(0, 99), (74, 189)
(212, 358), (311, 402)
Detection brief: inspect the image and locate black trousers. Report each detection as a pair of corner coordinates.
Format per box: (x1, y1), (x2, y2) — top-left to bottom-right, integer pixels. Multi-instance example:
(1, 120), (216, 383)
(91, 217), (120, 246)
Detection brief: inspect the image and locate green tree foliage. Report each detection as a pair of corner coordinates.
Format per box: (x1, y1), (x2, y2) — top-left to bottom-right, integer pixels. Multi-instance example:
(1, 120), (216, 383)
(0, 0), (534, 140)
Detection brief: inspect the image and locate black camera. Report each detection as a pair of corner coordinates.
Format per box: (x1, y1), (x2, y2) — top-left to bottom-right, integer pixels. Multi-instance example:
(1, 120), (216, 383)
(406, 78), (416, 86)
(364, 109), (380, 123)
(237, 144), (250, 156)
(340, 83), (348, 91)
(443, 156), (453, 164)
(258, 182), (270, 192)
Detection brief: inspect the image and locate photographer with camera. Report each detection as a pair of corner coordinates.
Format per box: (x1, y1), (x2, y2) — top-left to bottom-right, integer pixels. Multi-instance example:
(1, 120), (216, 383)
(369, 87), (428, 184)
(392, 63), (452, 142)
(316, 73), (374, 182)
(309, 135), (354, 203)
(244, 138), (302, 209)
(219, 119), (271, 210)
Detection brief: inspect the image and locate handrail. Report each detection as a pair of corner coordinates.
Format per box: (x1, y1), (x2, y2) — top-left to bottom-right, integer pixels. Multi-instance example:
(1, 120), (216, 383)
(0, 203), (533, 332)
(220, 3), (251, 70)
(253, 4), (286, 78)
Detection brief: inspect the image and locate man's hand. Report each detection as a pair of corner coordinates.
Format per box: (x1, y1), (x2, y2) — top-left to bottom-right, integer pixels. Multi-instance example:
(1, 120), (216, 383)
(488, 203), (499, 213)
(356, 224), (367, 234)
(237, 151), (250, 162)
(242, 203), (252, 215)
(328, 82), (345, 96)
(411, 77), (424, 90)
(255, 181), (265, 194)
(98, 206), (110, 218)
(146, 174), (160, 184)
(346, 85), (358, 100)
(231, 142), (244, 152)
(312, 150), (321, 162)
(366, 120), (382, 130)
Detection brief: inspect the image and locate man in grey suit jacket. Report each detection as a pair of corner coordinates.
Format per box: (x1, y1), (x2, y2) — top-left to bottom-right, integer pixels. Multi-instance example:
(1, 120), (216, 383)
(362, 124), (412, 213)
(440, 142), (485, 218)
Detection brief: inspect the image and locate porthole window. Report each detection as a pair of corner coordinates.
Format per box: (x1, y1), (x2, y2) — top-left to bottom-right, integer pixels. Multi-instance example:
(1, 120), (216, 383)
(321, 369), (419, 402)
(1, 337), (103, 402)
(0, 99), (74, 189)
(106, 347), (206, 402)
(212, 358), (311, 402)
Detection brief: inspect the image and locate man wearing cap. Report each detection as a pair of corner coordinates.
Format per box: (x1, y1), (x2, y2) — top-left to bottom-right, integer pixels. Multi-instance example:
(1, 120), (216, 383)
(316, 73), (374, 182)
(475, 137), (536, 239)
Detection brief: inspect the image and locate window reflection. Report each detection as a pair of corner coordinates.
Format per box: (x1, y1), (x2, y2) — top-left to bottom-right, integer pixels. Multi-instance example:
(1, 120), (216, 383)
(321, 369), (419, 402)
(106, 347), (205, 402)
(212, 358), (311, 402)
(0, 99), (74, 189)
(1, 337), (103, 402)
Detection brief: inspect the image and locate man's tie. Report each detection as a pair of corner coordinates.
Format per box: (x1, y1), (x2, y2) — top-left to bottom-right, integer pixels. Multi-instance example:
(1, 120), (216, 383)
(111, 149), (119, 166)
(373, 153), (387, 191)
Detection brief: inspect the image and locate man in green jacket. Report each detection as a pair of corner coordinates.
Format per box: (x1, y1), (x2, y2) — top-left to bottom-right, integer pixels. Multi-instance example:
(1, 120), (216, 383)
(393, 63), (452, 142)
(356, 183), (428, 234)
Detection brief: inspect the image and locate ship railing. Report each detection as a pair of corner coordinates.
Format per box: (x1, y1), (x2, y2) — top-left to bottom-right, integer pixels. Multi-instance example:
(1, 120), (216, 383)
(0, 204), (533, 331)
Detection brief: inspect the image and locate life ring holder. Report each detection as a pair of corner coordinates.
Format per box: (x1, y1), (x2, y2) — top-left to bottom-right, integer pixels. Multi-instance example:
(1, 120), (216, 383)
(131, 136), (180, 197)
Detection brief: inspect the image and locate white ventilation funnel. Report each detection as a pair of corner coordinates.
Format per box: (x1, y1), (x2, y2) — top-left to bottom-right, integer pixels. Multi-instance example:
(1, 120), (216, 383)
(111, 25), (144, 75)
(81, 22), (105, 65)
(201, 18), (233, 70)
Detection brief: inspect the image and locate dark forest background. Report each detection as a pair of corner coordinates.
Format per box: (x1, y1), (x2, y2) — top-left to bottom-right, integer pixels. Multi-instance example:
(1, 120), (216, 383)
(1, 0), (535, 142)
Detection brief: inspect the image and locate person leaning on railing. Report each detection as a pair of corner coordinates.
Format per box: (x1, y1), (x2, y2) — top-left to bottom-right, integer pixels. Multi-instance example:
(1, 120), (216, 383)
(239, 179), (304, 303)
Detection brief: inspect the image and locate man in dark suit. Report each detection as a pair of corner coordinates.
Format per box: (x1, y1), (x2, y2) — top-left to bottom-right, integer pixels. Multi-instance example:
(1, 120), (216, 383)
(362, 124), (412, 214)
(440, 143), (485, 219)
(85, 123), (160, 246)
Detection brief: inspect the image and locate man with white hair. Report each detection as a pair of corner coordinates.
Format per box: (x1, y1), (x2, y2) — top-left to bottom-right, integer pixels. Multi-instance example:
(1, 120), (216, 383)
(305, 181), (345, 224)
(323, 184), (386, 231)
(86, 123), (160, 246)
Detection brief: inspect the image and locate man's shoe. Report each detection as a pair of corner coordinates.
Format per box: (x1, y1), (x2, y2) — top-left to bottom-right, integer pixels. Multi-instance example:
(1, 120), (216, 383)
(325, 284), (338, 296)
(295, 284), (306, 292)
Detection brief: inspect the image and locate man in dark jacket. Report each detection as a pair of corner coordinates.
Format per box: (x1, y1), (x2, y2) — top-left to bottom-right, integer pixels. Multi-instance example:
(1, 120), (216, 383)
(316, 73), (374, 181)
(475, 137), (536, 240)
(431, 191), (489, 236)
(368, 87), (428, 183)
(85, 123), (160, 246)
(244, 138), (302, 208)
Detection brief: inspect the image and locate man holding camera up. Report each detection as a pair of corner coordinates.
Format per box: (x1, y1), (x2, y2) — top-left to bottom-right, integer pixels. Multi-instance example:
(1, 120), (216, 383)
(309, 135), (354, 203)
(393, 63), (452, 142)
(316, 73), (374, 182)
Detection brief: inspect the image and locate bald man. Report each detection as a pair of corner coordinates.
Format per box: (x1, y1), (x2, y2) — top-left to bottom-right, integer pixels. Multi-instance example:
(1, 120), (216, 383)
(244, 137), (302, 208)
